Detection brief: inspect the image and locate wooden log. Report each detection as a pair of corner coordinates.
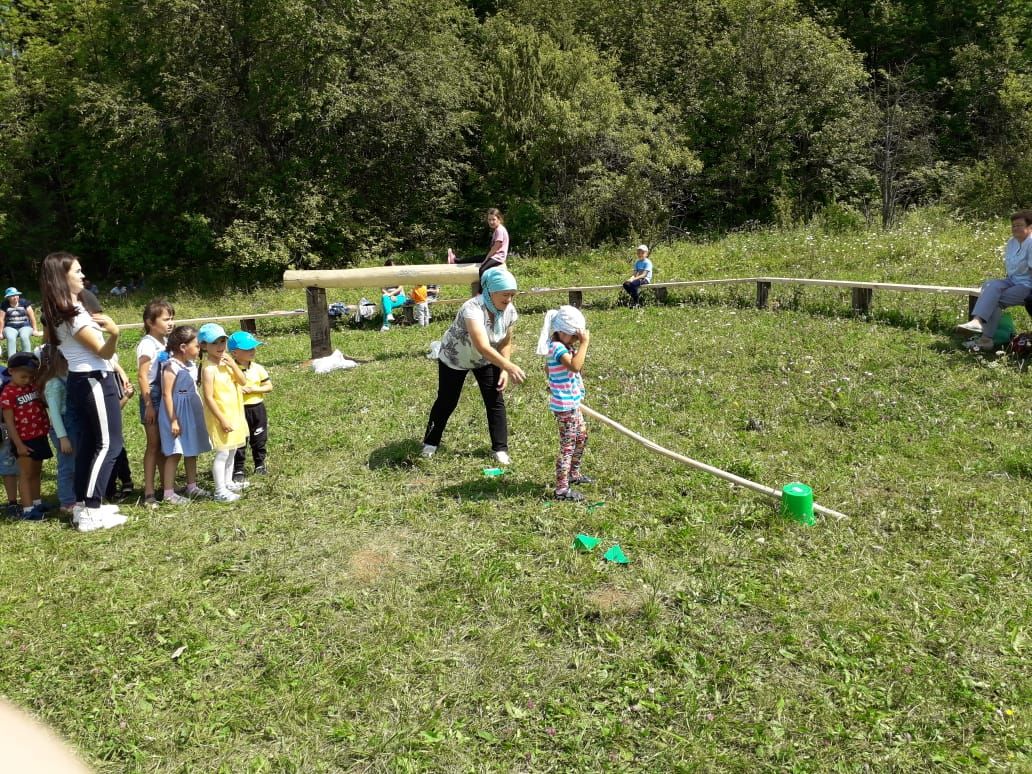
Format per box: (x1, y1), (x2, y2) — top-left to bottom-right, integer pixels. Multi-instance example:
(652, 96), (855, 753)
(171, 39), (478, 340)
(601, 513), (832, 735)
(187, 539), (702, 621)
(283, 264), (479, 289)
(306, 286), (332, 359)
(851, 287), (873, 315)
(755, 281), (771, 309)
(568, 290), (583, 308)
(652, 285), (668, 302)
(118, 310), (306, 331)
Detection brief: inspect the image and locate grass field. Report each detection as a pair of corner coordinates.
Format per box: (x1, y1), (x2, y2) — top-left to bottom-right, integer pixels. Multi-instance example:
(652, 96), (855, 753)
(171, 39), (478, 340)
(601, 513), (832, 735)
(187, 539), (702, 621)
(1, 211), (1030, 771)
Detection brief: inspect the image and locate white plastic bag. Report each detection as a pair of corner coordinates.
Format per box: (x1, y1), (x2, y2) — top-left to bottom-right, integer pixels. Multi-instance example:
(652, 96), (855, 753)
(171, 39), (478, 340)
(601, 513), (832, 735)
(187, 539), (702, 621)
(311, 349), (359, 374)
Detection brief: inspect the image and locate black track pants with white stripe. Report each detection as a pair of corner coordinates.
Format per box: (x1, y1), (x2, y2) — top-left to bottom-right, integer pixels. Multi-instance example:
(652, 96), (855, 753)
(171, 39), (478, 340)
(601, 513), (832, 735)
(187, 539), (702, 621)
(67, 370), (124, 508)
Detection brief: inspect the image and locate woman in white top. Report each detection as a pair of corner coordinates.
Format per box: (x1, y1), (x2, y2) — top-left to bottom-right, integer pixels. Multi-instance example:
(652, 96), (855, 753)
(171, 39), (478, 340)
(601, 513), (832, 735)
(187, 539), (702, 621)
(447, 208), (510, 280)
(421, 267), (526, 465)
(39, 252), (127, 532)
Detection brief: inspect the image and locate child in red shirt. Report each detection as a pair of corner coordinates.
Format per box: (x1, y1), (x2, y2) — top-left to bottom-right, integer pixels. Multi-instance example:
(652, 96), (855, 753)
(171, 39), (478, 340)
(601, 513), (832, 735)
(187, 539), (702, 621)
(1, 352), (53, 520)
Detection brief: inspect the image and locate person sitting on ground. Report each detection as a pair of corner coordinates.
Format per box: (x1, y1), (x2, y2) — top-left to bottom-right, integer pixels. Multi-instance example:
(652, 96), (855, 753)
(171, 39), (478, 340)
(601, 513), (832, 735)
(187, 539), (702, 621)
(0, 288), (42, 360)
(956, 210), (1032, 349)
(621, 245), (653, 307)
(380, 259), (407, 332)
(109, 281), (128, 298)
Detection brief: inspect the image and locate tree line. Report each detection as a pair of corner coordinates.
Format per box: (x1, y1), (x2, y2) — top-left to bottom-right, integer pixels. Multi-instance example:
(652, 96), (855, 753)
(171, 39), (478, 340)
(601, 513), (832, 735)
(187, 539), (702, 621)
(1, 0), (1030, 283)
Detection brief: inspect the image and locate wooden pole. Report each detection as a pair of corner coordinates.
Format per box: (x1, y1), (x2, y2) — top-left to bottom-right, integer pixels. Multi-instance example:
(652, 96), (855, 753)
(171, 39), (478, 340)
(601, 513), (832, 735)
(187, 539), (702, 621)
(568, 290), (583, 308)
(580, 404), (848, 521)
(755, 281), (771, 309)
(306, 287), (332, 359)
(284, 264), (478, 289)
(851, 287), (872, 315)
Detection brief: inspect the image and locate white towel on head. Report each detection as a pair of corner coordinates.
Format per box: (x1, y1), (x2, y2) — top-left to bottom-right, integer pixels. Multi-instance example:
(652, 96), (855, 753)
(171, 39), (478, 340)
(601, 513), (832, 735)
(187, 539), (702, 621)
(536, 305), (586, 355)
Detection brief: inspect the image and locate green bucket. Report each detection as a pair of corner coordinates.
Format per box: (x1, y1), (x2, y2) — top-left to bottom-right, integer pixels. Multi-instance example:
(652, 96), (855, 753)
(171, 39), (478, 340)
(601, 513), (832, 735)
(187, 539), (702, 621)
(781, 482), (815, 526)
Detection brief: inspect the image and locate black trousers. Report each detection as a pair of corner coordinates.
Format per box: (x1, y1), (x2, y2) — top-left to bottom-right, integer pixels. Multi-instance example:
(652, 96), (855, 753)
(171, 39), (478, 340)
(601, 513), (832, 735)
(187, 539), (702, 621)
(424, 360), (508, 452)
(234, 402), (268, 475)
(67, 370), (124, 508)
(622, 278), (649, 304)
(104, 448), (132, 498)
(456, 256), (504, 293)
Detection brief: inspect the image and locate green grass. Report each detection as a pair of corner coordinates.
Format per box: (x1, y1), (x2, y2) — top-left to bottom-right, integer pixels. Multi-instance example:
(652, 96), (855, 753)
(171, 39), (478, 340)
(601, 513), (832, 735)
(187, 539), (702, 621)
(1, 212), (1030, 771)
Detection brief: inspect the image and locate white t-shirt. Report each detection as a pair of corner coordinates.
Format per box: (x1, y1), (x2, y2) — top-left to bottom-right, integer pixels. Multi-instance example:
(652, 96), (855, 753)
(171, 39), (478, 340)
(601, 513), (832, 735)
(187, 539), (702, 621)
(136, 334), (165, 387)
(437, 296), (518, 370)
(57, 305), (113, 373)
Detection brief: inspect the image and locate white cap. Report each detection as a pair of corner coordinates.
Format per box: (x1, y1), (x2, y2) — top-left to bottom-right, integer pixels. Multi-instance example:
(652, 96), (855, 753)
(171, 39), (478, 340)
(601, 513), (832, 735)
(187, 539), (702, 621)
(636, 244), (649, 253)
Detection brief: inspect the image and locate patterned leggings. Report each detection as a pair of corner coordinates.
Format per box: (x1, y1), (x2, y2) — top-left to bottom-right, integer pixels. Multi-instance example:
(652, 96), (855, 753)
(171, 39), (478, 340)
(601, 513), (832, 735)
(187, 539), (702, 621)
(554, 408), (587, 492)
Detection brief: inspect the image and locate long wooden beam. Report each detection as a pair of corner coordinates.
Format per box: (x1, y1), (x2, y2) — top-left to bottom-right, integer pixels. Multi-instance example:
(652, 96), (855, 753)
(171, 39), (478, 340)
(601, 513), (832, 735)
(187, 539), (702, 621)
(580, 404), (849, 521)
(283, 264), (479, 289)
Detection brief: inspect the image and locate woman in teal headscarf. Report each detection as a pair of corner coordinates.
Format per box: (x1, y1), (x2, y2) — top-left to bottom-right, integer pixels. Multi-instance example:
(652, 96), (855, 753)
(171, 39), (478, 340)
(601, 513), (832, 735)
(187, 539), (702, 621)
(422, 267), (527, 465)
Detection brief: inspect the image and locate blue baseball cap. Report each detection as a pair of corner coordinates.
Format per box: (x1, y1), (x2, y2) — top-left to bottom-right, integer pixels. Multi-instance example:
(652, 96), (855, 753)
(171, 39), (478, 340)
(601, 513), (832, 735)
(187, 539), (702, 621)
(4, 287), (21, 298)
(197, 323), (228, 344)
(227, 330), (263, 351)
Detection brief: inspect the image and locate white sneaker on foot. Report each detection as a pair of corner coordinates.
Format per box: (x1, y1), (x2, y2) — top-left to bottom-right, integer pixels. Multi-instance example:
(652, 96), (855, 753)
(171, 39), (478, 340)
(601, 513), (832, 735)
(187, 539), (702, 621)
(386, 313), (396, 322)
(956, 319), (983, 334)
(75, 507), (126, 532)
(380, 325), (390, 332)
(420, 444), (437, 458)
(227, 480), (250, 492)
(493, 451), (511, 465)
(214, 490), (241, 503)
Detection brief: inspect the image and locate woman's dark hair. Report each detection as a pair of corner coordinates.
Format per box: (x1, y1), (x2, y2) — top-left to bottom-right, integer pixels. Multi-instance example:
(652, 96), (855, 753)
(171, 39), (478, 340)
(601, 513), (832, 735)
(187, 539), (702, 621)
(39, 252), (81, 346)
(143, 298), (175, 330)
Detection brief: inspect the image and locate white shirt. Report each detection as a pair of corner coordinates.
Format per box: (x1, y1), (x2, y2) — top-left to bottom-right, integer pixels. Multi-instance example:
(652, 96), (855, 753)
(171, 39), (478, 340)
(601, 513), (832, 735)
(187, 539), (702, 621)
(57, 306), (113, 372)
(136, 334), (165, 387)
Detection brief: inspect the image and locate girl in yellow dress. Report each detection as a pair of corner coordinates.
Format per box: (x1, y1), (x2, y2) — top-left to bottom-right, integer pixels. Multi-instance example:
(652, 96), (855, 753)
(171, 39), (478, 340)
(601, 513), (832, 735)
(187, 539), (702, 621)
(197, 323), (247, 503)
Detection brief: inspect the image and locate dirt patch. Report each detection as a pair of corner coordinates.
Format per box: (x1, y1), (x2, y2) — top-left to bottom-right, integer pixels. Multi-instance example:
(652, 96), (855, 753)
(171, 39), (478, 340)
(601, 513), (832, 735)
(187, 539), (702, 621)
(585, 584), (644, 614)
(348, 548), (397, 584)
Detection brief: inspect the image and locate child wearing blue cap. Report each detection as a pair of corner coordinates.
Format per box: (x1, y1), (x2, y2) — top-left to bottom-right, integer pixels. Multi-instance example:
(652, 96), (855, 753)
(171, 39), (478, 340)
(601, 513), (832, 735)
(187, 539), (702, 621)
(198, 323), (247, 503)
(228, 330), (272, 482)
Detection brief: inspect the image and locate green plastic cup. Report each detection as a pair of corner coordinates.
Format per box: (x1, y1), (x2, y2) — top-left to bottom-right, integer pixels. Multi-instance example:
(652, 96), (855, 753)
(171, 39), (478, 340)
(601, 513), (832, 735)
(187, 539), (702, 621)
(781, 482), (815, 526)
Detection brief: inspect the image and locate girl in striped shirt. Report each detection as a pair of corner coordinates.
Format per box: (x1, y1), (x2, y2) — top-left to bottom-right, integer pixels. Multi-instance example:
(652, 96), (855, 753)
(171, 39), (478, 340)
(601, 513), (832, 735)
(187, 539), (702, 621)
(537, 305), (592, 501)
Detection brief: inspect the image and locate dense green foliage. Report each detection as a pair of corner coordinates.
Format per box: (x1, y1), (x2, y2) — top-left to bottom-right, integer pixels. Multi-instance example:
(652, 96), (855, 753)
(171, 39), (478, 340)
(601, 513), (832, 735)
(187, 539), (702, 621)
(1, 0), (1031, 279)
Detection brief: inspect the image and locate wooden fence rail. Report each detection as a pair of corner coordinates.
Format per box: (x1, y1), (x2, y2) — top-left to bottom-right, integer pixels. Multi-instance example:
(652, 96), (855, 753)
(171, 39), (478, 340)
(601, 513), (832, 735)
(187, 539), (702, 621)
(280, 267), (983, 358)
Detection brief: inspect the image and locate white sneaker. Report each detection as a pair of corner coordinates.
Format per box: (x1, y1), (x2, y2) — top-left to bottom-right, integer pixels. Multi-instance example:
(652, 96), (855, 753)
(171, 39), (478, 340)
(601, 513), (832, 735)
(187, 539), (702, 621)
(420, 444), (437, 458)
(963, 336), (995, 351)
(214, 489), (241, 503)
(75, 507), (126, 532)
(102, 512), (128, 528)
(387, 313), (396, 322)
(380, 325), (390, 332)
(227, 480), (250, 492)
(493, 451), (511, 465)
(956, 319), (983, 334)
(97, 503), (121, 516)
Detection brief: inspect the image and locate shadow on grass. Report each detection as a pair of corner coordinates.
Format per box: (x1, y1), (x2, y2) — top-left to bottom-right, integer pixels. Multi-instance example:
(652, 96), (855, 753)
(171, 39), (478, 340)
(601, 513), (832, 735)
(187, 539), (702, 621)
(437, 477), (545, 501)
(368, 439), (424, 469)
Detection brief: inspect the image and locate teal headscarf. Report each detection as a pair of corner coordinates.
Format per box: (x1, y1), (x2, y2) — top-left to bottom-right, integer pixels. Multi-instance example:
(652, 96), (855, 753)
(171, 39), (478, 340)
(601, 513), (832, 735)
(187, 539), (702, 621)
(480, 267), (518, 337)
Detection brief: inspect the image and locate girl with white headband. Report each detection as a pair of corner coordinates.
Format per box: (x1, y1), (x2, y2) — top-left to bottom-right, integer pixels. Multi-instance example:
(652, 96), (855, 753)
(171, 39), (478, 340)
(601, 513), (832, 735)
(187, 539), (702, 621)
(536, 305), (592, 501)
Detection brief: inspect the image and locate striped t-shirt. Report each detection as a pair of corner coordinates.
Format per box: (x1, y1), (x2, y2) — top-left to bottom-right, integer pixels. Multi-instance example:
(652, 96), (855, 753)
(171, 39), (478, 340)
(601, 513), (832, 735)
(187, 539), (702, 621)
(547, 341), (585, 413)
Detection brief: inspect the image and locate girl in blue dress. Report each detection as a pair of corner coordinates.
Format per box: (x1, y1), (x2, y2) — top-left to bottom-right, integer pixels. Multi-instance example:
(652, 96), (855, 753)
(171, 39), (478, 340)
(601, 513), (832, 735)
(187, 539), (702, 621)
(159, 325), (212, 503)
